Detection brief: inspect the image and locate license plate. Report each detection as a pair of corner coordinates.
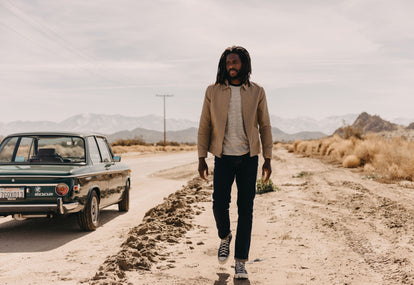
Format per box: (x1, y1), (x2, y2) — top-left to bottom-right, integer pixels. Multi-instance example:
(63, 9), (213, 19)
(0, 187), (25, 200)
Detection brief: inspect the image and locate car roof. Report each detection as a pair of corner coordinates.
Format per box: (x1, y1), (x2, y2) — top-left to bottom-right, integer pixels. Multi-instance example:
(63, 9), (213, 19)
(4, 132), (107, 138)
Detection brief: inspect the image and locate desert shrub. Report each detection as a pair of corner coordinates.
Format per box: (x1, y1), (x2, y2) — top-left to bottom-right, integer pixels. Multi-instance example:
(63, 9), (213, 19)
(333, 140), (355, 160)
(112, 138), (148, 146)
(343, 155), (361, 168)
(256, 178), (279, 194)
(364, 163), (375, 173)
(289, 133), (414, 181)
(156, 141), (180, 146)
(319, 137), (335, 156)
(336, 125), (363, 139)
(293, 140), (302, 152)
(292, 171), (312, 178)
(296, 141), (308, 154)
(308, 141), (320, 156)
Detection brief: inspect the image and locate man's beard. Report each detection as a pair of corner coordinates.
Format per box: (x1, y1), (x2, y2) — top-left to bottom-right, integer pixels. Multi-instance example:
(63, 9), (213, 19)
(227, 69), (241, 80)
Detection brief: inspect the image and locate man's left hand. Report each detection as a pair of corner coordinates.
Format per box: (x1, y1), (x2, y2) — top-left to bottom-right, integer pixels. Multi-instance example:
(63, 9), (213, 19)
(262, 158), (272, 183)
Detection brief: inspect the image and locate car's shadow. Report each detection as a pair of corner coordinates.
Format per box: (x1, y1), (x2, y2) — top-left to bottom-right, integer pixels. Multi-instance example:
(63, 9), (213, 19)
(0, 209), (124, 253)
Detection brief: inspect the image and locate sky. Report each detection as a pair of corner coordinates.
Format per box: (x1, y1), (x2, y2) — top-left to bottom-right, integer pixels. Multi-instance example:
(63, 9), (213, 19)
(1, 0), (414, 123)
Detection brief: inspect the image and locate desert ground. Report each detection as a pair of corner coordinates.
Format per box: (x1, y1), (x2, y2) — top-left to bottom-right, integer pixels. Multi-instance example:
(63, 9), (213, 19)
(1, 147), (414, 284)
(0, 151), (197, 284)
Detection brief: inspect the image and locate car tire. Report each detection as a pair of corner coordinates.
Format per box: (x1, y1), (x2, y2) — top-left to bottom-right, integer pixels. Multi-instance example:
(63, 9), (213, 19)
(118, 181), (130, 212)
(77, 190), (100, 231)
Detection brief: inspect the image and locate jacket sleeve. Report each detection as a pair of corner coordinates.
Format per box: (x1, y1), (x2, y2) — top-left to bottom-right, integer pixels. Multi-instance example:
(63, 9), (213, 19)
(197, 87), (212, 158)
(257, 87), (273, 159)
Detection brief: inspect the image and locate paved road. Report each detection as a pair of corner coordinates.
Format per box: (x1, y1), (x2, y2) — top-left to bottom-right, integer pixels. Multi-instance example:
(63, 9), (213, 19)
(0, 151), (198, 284)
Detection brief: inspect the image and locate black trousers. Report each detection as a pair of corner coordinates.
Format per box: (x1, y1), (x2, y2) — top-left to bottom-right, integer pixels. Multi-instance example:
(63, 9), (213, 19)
(213, 153), (258, 261)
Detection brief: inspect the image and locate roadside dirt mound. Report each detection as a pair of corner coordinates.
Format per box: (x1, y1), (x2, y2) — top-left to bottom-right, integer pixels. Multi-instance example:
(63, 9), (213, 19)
(90, 177), (212, 284)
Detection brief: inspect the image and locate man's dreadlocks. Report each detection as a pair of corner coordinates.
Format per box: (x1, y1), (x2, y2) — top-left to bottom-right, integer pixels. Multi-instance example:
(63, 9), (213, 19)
(215, 46), (251, 86)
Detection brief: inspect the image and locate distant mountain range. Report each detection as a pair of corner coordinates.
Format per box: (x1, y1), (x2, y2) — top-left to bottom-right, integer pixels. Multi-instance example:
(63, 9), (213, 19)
(0, 113), (413, 143)
(0, 114), (199, 135)
(270, 114), (359, 134)
(107, 127), (326, 143)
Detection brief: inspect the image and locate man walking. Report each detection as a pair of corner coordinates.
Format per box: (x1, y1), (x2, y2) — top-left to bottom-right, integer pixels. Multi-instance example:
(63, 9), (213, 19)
(197, 46), (273, 279)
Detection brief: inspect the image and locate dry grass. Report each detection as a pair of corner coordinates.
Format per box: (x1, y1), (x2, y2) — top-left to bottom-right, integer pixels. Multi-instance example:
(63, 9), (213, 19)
(111, 138), (196, 154)
(343, 155), (361, 168)
(290, 134), (414, 182)
(112, 138), (149, 146)
(112, 144), (197, 154)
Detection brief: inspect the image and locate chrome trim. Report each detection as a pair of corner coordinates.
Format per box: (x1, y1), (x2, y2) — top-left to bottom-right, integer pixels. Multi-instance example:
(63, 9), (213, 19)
(0, 202), (79, 211)
(57, 198), (64, 214)
(64, 202), (79, 211)
(0, 184), (58, 187)
(0, 169), (130, 179)
(15, 214), (48, 219)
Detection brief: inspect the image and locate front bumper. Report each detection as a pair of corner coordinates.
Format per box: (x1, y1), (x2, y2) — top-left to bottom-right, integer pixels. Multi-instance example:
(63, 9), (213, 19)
(0, 198), (79, 215)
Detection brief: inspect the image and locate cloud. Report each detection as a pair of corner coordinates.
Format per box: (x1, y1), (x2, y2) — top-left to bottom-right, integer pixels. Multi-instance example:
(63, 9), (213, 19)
(0, 0), (413, 122)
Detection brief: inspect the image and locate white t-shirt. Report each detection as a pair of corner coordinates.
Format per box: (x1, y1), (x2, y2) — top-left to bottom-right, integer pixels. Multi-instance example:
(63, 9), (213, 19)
(222, 85), (249, 155)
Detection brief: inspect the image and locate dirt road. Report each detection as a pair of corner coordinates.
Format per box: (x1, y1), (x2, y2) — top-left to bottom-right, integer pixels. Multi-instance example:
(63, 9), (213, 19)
(123, 148), (414, 285)
(0, 151), (198, 285)
(2, 148), (414, 284)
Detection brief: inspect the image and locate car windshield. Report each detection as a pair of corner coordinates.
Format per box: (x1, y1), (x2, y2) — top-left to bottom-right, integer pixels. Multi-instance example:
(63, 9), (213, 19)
(0, 136), (86, 164)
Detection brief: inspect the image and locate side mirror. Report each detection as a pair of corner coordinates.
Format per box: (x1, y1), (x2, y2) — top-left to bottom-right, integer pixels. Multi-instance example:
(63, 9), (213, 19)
(113, 156), (121, 162)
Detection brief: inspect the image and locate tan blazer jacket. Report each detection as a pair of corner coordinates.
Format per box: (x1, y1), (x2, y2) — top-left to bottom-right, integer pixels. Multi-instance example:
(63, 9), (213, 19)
(198, 81), (273, 159)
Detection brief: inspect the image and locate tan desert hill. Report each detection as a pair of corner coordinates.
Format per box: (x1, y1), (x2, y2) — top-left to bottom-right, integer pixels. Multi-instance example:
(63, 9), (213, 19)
(334, 112), (399, 137)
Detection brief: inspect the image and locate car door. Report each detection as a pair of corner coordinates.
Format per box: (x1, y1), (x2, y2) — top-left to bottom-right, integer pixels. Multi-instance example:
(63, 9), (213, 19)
(95, 137), (122, 204)
(86, 136), (110, 207)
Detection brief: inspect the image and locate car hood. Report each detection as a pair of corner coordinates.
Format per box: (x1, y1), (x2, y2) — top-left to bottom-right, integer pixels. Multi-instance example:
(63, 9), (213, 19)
(0, 164), (82, 176)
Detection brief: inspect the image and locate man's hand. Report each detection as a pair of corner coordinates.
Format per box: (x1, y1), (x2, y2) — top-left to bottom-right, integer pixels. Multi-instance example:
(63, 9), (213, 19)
(262, 158), (272, 183)
(198, 157), (209, 181)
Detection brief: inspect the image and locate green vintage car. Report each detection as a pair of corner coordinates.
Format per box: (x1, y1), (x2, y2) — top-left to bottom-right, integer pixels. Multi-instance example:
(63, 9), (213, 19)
(0, 132), (131, 231)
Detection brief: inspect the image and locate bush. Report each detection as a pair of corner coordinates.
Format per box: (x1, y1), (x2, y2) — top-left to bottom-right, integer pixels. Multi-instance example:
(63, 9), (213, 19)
(343, 155), (361, 168)
(336, 125), (363, 139)
(155, 141), (180, 146)
(112, 138), (148, 146)
(290, 133), (414, 181)
(256, 178), (279, 194)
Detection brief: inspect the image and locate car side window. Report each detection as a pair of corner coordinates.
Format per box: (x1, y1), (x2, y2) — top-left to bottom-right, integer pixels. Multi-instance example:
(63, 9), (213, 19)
(96, 137), (112, 163)
(87, 137), (101, 164)
(0, 137), (18, 162)
(15, 137), (34, 162)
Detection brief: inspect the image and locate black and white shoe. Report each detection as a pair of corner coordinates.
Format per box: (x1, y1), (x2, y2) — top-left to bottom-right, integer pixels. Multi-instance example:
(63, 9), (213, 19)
(218, 233), (232, 264)
(234, 260), (248, 279)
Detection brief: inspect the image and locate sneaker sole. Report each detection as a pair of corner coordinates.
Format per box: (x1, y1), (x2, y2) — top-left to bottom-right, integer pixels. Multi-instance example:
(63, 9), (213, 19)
(218, 257), (229, 264)
(234, 273), (249, 279)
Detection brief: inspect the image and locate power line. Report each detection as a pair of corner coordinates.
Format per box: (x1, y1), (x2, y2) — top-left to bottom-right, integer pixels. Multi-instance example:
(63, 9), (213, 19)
(0, 0), (133, 85)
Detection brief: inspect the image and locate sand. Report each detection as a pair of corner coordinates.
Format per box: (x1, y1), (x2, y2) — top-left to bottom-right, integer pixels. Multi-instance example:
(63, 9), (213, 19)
(89, 147), (414, 284)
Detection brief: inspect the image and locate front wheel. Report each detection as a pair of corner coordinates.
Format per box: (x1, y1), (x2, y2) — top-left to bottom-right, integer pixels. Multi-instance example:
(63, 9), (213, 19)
(77, 190), (100, 231)
(118, 181), (130, 212)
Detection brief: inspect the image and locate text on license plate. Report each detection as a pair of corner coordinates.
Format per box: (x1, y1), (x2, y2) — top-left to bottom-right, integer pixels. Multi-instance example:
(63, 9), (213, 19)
(0, 187), (25, 200)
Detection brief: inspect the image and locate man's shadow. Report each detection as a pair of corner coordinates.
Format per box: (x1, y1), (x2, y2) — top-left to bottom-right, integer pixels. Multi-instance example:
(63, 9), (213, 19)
(213, 273), (251, 285)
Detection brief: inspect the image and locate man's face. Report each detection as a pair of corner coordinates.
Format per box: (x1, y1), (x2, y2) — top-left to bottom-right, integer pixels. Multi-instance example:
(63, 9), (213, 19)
(226, 53), (242, 80)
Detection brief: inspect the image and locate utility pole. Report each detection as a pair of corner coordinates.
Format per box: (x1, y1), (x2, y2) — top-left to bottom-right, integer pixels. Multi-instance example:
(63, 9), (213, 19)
(156, 94), (174, 145)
